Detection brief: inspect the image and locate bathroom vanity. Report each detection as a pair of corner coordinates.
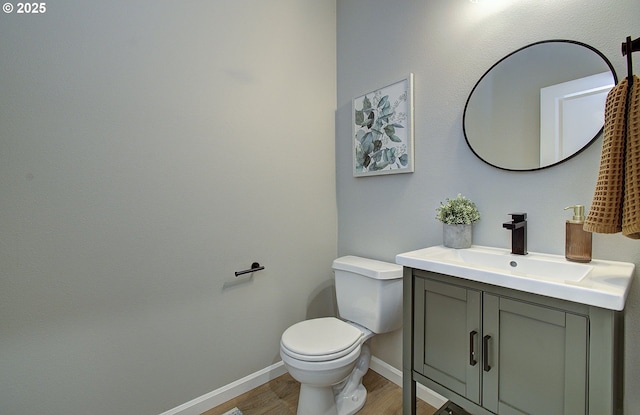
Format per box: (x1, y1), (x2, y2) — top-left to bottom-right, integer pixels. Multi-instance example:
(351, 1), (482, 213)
(397, 245), (635, 415)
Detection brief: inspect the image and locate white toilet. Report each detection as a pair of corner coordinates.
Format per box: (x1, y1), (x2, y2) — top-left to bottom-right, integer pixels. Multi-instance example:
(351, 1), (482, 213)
(280, 256), (403, 415)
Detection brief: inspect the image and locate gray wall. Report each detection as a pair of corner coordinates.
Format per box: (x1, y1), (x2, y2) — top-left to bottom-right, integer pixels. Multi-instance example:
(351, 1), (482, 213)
(3, 1), (640, 414)
(0, 1), (337, 414)
(336, 0), (640, 413)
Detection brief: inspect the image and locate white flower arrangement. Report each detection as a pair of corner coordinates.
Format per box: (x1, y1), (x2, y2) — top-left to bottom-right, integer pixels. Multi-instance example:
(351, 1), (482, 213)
(436, 194), (480, 225)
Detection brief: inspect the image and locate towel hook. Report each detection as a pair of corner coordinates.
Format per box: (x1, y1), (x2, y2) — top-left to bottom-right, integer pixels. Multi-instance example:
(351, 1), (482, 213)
(622, 36), (640, 87)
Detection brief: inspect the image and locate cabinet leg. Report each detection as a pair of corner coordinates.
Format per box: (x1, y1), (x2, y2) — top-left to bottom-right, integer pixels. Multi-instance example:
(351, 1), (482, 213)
(403, 375), (416, 415)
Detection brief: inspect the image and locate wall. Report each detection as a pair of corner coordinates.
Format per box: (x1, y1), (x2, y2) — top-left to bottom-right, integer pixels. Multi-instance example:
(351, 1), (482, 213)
(0, 1), (337, 414)
(337, 0), (640, 412)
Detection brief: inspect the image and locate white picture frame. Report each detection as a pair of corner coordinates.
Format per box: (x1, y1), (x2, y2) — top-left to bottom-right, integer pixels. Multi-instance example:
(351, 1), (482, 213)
(352, 74), (414, 177)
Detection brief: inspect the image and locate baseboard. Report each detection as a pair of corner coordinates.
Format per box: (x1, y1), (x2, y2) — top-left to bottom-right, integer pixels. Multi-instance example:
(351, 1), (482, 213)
(369, 356), (447, 409)
(160, 356), (445, 415)
(158, 361), (286, 415)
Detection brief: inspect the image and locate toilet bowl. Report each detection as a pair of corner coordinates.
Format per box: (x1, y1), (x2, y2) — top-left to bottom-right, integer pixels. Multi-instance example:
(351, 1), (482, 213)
(280, 318), (373, 415)
(279, 256), (403, 415)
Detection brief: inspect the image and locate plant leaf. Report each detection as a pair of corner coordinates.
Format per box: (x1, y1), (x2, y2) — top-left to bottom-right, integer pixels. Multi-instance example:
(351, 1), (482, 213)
(375, 160), (390, 170)
(362, 96), (372, 111)
(364, 111), (374, 129)
(384, 125), (395, 137)
(362, 132), (373, 153)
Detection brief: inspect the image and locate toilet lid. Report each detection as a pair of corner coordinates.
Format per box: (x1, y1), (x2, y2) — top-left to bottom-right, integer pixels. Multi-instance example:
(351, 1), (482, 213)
(281, 317), (364, 362)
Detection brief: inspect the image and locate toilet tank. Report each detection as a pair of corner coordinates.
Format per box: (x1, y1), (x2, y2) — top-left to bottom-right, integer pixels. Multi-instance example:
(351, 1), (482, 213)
(332, 256), (403, 334)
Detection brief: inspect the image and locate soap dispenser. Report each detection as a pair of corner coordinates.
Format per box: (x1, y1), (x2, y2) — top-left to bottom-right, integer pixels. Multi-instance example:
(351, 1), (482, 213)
(564, 205), (592, 263)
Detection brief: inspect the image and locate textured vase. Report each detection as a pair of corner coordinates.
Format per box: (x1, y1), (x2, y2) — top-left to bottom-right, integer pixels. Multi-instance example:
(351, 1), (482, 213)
(443, 224), (472, 249)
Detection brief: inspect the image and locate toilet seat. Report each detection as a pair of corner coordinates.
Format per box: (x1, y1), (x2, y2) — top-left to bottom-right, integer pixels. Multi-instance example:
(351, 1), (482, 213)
(281, 317), (364, 362)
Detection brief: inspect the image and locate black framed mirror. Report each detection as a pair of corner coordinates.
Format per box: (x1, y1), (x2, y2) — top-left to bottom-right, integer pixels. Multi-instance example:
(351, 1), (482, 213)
(463, 40), (617, 171)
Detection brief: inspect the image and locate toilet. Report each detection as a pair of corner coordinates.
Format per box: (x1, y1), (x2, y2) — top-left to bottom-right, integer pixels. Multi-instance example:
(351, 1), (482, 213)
(280, 256), (403, 415)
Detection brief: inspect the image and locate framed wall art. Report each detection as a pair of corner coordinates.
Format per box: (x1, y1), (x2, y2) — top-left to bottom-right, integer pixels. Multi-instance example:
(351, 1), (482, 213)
(352, 74), (414, 177)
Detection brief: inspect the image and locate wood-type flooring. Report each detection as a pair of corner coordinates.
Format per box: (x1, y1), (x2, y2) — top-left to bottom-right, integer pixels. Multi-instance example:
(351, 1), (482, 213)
(202, 369), (437, 415)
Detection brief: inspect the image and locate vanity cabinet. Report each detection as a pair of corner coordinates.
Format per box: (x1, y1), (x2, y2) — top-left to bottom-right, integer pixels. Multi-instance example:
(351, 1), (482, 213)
(404, 269), (623, 415)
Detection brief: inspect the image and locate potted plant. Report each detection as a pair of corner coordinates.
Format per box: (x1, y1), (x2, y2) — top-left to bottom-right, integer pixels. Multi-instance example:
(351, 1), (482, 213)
(436, 194), (480, 248)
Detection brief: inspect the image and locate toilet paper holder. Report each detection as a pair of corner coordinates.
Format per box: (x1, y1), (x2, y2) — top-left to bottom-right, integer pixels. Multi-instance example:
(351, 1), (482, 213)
(235, 262), (265, 277)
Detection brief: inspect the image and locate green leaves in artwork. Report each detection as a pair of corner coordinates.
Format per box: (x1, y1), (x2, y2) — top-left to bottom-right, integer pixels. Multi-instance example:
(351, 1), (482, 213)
(354, 91), (408, 173)
(355, 109), (374, 129)
(384, 124), (403, 143)
(363, 95), (372, 111)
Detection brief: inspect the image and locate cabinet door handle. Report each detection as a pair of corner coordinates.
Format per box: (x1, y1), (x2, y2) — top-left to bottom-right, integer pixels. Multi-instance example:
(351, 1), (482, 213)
(483, 335), (492, 372)
(469, 330), (478, 366)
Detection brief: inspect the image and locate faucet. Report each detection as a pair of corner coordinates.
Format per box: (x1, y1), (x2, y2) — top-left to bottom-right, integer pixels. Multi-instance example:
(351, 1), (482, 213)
(502, 213), (527, 255)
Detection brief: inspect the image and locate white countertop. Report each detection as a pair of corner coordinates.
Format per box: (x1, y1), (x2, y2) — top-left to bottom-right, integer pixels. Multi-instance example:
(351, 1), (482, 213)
(396, 245), (635, 311)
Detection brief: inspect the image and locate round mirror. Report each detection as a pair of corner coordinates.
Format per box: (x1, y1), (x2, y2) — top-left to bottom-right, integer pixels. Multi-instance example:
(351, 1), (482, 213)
(463, 40), (617, 171)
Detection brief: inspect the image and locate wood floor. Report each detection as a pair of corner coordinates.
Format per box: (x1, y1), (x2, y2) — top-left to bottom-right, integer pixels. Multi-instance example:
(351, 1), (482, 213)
(202, 369), (437, 415)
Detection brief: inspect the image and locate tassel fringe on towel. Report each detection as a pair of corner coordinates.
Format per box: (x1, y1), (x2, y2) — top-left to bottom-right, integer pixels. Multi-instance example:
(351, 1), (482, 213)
(584, 75), (640, 239)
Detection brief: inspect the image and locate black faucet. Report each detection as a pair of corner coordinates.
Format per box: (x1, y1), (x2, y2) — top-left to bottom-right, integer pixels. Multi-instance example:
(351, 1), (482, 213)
(502, 213), (527, 255)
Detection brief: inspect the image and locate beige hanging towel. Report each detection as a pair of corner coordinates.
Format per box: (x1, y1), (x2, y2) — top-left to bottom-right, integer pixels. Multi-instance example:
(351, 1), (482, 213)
(584, 75), (640, 239)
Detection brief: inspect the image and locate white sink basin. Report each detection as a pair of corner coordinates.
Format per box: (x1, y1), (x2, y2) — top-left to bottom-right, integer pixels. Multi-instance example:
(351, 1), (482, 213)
(396, 245), (635, 310)
(424, 246), (593, 282)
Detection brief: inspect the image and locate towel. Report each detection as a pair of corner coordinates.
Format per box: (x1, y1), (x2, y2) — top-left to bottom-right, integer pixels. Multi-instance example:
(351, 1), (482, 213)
(584, 75), (640, 239)
(623, 76), (640, 238)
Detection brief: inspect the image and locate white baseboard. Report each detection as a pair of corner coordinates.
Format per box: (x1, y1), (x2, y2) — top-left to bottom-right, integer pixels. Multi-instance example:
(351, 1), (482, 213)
(160, 356), (445, 415)
(369, 356), (447, 409)
(158, 361), (286, 415)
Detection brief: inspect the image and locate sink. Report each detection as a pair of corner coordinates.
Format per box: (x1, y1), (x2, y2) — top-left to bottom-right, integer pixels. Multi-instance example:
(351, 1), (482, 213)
(424, 245), (592, 282)
(396, 245), (635, 310)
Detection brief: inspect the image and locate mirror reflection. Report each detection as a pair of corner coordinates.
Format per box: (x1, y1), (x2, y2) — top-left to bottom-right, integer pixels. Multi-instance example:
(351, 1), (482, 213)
(463, 40), (617, 171)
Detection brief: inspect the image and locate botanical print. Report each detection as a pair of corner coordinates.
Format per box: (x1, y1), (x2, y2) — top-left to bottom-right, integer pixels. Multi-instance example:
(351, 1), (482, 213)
(353, 75), (413, 177)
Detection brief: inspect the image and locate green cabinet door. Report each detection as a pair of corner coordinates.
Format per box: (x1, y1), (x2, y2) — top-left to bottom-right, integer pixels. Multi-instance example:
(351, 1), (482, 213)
(482, 294), (588, 415)
(414, 278), (482, 404)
